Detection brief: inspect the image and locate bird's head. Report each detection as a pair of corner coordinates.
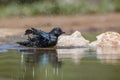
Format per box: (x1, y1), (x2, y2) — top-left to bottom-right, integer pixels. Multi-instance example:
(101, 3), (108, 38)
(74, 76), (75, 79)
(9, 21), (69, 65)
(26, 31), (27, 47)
(25, 28), (37, 35)
(50, 27), (65, 37)
(24, 29), (33, 35)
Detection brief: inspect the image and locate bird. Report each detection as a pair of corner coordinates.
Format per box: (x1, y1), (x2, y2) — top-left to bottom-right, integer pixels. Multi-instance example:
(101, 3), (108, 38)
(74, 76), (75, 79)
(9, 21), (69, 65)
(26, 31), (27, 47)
(17, 27), (65, 48)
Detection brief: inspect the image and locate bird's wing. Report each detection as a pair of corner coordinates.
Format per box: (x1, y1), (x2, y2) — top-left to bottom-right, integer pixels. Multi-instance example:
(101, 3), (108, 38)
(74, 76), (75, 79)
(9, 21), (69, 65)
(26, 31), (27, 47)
(31, 28), (50, 40)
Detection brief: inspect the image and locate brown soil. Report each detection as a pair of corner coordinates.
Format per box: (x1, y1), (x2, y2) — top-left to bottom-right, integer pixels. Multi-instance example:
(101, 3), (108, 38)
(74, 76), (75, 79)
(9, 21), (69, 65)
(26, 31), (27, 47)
(0, 13), (120, 38)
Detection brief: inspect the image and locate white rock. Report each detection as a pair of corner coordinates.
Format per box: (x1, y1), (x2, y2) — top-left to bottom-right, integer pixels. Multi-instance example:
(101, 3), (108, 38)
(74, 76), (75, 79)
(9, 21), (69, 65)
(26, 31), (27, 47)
(57, 31), (89, 47)
(71, 31), (82, 37)
(90, 31), (120, 47)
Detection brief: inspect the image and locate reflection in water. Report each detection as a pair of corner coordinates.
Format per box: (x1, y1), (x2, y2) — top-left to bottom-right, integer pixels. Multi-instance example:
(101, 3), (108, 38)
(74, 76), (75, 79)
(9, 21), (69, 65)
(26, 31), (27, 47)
(57, 48), (88, 63)
(20, 49), (61, 67)
(1, 47), (120, 80)
(19, 48), (88, 80)
(19, 49), (62, 80)
(97, 47), (120, 64)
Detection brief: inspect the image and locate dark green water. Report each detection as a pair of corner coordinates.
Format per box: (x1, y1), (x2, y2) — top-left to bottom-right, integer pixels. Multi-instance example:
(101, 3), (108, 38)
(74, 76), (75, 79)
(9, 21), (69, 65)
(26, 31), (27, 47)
(0, 44), (120, 80)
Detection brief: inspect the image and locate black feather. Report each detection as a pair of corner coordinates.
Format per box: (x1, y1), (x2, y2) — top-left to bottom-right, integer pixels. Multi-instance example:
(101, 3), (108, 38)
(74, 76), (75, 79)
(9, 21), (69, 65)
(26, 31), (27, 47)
(17, 27), (65, 48)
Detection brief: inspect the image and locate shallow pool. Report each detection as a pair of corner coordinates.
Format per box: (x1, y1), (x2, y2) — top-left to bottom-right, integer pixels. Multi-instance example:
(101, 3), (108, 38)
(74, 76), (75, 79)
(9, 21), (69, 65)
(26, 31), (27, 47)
(0, 44), (120, 80)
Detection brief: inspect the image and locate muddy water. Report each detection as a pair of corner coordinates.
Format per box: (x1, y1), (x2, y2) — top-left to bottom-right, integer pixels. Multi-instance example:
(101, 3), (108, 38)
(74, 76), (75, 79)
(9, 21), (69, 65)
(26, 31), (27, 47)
(0, 44), (120, 80)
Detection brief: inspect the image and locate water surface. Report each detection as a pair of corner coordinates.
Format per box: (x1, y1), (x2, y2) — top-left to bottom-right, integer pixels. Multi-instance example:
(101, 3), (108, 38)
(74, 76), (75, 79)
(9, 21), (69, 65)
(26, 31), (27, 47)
(0, 44), (120, 80)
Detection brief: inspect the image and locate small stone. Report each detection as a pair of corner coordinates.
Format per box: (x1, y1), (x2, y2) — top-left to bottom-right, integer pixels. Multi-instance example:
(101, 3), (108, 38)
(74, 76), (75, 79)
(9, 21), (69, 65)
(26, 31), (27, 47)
(57, 31), (89, 47)
(90, 31), (120, 47)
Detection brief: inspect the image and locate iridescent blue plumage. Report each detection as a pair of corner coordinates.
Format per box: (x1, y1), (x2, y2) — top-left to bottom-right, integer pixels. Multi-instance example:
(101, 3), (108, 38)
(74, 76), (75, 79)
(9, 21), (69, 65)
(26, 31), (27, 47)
(17, 27), (65, 48)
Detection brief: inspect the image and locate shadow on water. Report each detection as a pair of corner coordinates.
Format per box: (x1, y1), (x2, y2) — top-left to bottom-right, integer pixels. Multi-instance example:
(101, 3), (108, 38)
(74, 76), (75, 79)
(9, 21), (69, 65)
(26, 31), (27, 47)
(0, 44), (120, 80)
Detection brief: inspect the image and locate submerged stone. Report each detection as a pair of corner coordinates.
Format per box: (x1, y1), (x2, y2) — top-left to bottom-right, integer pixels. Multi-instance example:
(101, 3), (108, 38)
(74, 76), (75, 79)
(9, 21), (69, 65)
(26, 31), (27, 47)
(57, 31), (89, 47)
